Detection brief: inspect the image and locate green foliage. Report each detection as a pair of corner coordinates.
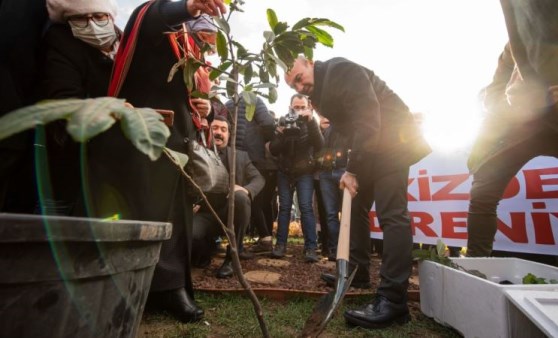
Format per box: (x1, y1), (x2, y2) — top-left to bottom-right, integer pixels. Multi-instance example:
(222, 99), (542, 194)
(0, 97), (170, 161)
(412, 239), (488, 280)
(523, 273), (558, 284)
(173, 1), (344, 114)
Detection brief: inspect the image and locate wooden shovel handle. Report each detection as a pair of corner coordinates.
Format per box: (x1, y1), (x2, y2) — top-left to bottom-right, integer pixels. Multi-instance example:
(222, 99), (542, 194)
(336, 188), (352, 261)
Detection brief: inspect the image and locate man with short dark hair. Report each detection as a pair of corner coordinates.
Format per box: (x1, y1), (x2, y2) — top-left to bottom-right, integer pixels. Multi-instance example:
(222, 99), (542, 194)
(285, 56), (431, 329)
(192, 115), (264, 278)
(269, 94), (324, 262)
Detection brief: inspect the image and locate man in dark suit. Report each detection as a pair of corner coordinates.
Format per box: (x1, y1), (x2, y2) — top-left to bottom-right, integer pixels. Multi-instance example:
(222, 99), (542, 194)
(192, 115), (264, 278)
(285, 56), (431, 329)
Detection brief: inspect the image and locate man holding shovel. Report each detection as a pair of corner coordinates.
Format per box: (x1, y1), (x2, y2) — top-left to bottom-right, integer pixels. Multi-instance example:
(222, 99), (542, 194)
(285, 56), (431, 329)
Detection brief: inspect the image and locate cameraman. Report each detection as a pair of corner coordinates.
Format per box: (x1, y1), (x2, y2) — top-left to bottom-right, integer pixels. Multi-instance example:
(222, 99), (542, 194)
(269, 94), (324, 262)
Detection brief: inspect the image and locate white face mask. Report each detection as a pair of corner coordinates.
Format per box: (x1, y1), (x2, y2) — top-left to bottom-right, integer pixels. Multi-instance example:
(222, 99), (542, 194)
(69, 20), (117, 50)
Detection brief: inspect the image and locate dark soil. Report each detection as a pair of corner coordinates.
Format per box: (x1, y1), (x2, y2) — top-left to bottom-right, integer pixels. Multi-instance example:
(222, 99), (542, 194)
(192, 242), (420, 295)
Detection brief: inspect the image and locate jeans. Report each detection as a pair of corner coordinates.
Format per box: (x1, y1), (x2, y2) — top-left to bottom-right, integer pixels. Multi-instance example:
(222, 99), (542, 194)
(319, 168), (344, 254)
(276, 171), (317, 250)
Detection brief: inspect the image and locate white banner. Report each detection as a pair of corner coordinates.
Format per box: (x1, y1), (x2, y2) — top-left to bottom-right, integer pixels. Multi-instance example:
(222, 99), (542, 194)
(369, 151), (558, 255)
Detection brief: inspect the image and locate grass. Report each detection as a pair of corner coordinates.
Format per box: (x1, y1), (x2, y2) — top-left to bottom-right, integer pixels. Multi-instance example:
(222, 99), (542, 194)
(138, 292), (461, 337)
(139, 233), (460, 337)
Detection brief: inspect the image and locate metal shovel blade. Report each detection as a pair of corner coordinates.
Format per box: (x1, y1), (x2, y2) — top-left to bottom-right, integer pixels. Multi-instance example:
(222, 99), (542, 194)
(299, 260), (358, 338)
(299, 188), (354, 338)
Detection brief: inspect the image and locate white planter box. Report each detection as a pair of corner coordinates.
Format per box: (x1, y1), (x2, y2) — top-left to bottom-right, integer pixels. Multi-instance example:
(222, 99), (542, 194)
(419, 258), (558, 338)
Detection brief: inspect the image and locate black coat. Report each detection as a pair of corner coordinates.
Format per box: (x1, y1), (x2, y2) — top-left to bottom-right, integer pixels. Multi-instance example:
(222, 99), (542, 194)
(223, 147), (265, 199)
(40, 0), (203, 293)
(225, 97), (276, 171)
(200, 147), (264, 212)
(269, 117), (324, 177)
(310, 57), (431, 179)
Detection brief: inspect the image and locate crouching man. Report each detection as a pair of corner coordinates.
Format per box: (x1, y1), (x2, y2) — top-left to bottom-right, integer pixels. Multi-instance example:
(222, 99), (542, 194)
(192, 115), (264, 278)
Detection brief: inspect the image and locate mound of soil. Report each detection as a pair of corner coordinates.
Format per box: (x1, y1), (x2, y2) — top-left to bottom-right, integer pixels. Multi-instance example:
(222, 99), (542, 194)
(192, 242), (420, 296)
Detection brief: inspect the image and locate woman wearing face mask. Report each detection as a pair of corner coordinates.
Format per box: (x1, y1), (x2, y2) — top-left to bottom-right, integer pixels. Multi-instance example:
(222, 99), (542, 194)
(39, 0), (121, 216)
(39, 0), (228, 324)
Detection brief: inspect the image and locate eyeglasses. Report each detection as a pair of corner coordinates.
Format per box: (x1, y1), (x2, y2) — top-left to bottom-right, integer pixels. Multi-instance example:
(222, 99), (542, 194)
(68, 13), (110, 28)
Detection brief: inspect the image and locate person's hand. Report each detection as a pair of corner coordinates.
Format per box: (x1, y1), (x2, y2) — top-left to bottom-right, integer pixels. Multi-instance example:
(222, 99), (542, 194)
(234, 185), (249, 196)
(192, 98), (211, 117)
(187, 0), (227, 17)
(298, 108), (313, 122)
(193, 204), (201, 213)
(339, 172), (359, 198)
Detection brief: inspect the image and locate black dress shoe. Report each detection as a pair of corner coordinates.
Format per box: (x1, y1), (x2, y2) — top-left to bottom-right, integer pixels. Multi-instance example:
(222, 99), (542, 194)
(320, 273), (371, 289)
(344, 295), (410, 329)
(216, 260), (233, 278)
(146, 288), (204, 323)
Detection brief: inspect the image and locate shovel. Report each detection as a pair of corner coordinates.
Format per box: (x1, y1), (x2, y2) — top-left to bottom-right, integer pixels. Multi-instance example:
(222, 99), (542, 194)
(299, 188), (357, 338)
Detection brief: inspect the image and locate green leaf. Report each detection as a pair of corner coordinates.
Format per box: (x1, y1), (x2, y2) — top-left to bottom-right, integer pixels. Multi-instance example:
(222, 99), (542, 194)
(241, 91), (257, 121)
(307, 26), (334, 47)
(244, 63), (253, 84)
(214, 16), (230, 35)
(266, 8), (278, 30)
(259, 66), (270, 83)
(273, 22), (289, 35)
(309, 18), (345, 32)
(263, 31), (275, 44)
(266, 52), (288, 72)
(233, 41), (249, 59)
(303, 46), (314, 61)
(183, 58), (199, 92)
(436, 239), (446, 257)
(216, 31), (229, 63)
(164, 147), (189, 168)
(226, 70), (238, 98)
(272, 45), (295, 70)
(168, 58), (188, 83)
(0, 98), (123, 142)
(119, 107), (170, 161)
(292, 18), (311, 31)
(268, 86), (278, 103)
(66, 97), (122, 142)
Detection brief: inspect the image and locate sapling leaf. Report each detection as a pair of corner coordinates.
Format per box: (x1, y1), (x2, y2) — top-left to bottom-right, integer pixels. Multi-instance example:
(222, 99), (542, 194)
(67, 97), (122, 141)
(119, 107), (170, 161)
(164, 147), (189, 168)
(0, 98), (115, 141)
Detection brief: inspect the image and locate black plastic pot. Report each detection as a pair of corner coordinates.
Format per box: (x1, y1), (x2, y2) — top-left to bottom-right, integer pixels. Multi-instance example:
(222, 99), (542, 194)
(0, 213), (171, 338)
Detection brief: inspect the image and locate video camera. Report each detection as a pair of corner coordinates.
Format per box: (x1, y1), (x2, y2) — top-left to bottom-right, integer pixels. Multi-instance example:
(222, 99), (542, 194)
(278, 108), (304, 136)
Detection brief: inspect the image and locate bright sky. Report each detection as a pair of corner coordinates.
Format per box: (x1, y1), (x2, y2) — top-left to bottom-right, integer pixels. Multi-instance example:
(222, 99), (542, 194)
(115, 0), (509, 152)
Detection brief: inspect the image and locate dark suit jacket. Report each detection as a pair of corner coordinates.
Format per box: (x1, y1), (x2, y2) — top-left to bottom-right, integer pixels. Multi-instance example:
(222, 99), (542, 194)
(309, 57), (431, 180)
(223, 147), (265, 200)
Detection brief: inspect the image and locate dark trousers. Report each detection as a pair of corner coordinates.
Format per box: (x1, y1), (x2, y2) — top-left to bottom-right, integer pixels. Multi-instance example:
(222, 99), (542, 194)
(350, 168), (412, 304)
(250, 169), (277, 238)
(467, 128), (558, 257)
(192, 191), (251, 261)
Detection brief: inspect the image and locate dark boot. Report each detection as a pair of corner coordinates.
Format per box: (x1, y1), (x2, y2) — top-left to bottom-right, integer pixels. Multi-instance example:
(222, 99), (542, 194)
(146, 288), (204, 323)
(216, 258), (233, 278)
